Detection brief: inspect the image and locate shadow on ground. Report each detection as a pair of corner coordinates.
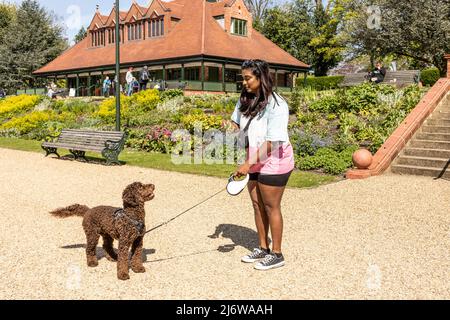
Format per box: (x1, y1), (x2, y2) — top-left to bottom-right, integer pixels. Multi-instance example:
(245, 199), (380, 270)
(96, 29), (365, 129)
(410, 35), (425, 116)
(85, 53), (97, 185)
(49, 154), (126, 166)
(61, 244), (155, 262)
(208, 224), (266, 253)
(61, 224), (263, 264)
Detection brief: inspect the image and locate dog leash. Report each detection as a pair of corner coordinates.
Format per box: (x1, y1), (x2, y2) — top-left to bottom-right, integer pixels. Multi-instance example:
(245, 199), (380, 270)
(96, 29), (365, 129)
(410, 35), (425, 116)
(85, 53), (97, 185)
(144, 188), (227, 235)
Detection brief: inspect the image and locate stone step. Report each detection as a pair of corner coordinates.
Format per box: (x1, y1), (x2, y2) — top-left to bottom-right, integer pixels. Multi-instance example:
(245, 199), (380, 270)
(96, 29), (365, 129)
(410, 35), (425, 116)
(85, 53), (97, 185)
(391, 164), (450, 178)
(431, 111), (450, 120)
(421, 125), (450, 133)
(396, 155), (449, 168)
(415, 132), (450, 141)
(409, 139), (450, 150)
(426, 119), (450, 126)
(403, 148), (450, 158)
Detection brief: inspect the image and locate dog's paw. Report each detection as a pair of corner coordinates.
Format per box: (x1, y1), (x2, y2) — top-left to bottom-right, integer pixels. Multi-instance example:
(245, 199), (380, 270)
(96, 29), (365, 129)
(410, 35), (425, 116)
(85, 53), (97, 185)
(131, 265), (146, 273)
(118, 272), (130, 280)
(87, 256), (98, 267)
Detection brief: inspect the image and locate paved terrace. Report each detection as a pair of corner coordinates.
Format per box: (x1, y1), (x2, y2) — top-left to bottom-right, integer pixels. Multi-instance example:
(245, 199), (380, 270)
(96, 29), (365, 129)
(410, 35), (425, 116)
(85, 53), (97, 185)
(0, 148), (448, 299)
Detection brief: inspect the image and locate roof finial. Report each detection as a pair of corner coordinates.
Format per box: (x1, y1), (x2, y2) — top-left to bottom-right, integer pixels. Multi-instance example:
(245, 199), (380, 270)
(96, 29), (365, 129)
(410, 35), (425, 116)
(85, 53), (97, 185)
(96, 4), (99, 12)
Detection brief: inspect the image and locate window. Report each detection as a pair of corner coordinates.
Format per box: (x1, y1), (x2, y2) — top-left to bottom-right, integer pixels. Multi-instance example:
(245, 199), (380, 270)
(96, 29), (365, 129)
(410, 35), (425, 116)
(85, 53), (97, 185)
(167, 68), (182, 81)
(214, 15), (225, 29)
(127, 22), (142, 41)
(208, 67), (220, 82)
(231, 18), (247, 36)
(148, 16), (164, 37)
(185, 67), (200, 81)
(225, 69), (239, 82)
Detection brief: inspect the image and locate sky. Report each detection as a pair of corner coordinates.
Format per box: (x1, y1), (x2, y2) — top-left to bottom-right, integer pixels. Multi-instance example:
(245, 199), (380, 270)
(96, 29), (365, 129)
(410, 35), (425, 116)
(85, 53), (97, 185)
(5, 0), (290, 45)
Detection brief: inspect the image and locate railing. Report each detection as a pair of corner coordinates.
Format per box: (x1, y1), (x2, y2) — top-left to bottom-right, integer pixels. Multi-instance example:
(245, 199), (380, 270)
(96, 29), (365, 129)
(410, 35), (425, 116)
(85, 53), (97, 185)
(16, 88), (47, 95)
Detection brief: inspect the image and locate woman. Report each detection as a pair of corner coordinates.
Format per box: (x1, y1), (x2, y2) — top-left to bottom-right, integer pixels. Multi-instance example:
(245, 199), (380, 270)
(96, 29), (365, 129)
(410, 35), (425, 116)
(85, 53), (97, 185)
(232, 59), (294, 271)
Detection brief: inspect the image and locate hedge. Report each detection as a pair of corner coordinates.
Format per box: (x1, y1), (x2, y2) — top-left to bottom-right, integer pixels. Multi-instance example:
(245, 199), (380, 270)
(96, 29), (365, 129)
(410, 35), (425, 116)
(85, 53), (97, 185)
(296, 76), (344, 91)
(420, 68), (440, 87)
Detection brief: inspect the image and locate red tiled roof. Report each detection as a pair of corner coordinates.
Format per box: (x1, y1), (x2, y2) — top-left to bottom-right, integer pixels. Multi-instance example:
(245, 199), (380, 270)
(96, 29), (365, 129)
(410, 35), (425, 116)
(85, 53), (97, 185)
(34, 0), (308, 75)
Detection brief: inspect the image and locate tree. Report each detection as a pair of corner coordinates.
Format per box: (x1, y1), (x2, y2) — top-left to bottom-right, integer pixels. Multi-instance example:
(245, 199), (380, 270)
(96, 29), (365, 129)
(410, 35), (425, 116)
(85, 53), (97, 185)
(260, 0), (348, 76)
(244, 0), (273, 27)
(74, 26), (87, 43)
(0, 0), (68, 92)
(306, 0), (349, 76)
(345, 0), (450, 76)
(0, 3), (15, 42)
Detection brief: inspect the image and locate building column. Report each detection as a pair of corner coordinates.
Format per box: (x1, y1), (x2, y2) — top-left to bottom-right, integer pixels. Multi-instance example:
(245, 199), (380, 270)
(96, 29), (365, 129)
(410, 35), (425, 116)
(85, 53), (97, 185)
(87, 73), (92, 96)
(222, 63), (226, 92)
(65, 75), (69, 90)
(76, 74), (80, 97)
(181, 63), (185, 81)
(201, 61), (205, 91)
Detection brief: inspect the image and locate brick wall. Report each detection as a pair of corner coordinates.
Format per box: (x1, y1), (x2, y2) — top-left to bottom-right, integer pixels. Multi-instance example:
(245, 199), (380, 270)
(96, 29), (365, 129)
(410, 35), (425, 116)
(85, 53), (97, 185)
(446, 54), (450, 78)
(225, 0), (253, 36)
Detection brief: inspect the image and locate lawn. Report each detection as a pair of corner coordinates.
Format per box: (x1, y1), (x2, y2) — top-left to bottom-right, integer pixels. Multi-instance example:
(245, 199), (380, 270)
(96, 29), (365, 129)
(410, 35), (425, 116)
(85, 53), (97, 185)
(0, 137), (339, 189)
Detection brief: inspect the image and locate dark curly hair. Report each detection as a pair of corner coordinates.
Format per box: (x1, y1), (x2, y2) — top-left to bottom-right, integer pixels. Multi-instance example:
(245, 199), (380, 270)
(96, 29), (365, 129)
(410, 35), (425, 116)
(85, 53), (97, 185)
(239, 59), (275, 118)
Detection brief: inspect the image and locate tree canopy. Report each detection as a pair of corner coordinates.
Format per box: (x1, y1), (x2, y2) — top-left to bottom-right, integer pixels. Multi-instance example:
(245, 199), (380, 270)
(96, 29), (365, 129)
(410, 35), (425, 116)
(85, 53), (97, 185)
(259, 0), (349, 76)
(74, 26), (87, 44)
(344, 0), (450, 75)
(0, 0), (67, 92)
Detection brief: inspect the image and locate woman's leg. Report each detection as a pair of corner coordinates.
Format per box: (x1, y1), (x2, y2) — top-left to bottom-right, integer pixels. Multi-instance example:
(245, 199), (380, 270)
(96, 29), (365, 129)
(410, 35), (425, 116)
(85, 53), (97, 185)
(247, 180), (270, 250)
(257, 183), (286, 254)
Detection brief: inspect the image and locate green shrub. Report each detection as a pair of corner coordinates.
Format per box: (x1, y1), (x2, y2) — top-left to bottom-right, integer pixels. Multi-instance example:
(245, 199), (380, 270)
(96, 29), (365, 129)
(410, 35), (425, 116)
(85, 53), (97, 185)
(0, 95), (42, 120)
(308, 95), (342, 113)
(420, 68), (440, 87)
(296, 76), (344, 91)
(180, 110), (223, 133)
(129, 89), (160, 111)
(290, 129), (333, 157)
(160, 89), (184, 101)
(295, 145), (358, 175)
(0, 110), (75, 135)
(51, 99), (98, 115)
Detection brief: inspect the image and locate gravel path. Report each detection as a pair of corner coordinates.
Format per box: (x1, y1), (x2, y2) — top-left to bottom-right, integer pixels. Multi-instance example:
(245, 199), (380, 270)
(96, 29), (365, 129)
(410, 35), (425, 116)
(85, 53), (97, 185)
(0, 148), (448, 299)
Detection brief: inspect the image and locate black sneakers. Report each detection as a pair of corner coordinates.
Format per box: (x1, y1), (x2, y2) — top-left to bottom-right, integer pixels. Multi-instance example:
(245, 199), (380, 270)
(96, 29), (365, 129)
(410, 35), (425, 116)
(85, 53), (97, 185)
(254, 253), (285, 270)
(241, 248), (269, 263)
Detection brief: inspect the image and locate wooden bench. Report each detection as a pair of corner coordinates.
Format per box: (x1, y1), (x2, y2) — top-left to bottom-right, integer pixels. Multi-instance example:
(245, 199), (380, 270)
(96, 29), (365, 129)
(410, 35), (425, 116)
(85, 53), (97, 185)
(340, 73), (368, 87)
(340, 70), (420, 87)
(41, 129), (126, 165)
(383, 70), (420, 87)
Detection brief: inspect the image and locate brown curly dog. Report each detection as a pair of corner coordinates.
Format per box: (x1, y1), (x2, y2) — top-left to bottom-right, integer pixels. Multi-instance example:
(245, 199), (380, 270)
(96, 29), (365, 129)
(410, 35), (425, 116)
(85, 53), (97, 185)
(50, 182), (155, 280)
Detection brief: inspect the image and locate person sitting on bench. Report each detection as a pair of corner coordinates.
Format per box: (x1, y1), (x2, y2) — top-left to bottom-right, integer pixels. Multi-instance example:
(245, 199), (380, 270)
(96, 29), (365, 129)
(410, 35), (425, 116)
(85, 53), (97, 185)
(368, 61), (387, 84)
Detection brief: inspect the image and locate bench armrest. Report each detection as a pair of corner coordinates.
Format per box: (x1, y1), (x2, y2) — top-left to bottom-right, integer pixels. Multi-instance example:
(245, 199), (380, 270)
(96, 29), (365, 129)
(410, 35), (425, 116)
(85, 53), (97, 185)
(104, 139), (124, 151)
(43, 132), (61, 142)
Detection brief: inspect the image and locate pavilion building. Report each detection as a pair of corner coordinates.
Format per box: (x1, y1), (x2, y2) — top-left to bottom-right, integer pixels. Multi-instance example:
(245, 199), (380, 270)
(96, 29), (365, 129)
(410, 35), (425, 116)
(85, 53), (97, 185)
(33, 0), (309, 96)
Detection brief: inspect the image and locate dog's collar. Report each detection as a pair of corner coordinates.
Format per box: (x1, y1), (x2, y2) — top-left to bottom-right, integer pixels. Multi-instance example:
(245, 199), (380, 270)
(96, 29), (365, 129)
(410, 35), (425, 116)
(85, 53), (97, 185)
(113, 208), (145, 235)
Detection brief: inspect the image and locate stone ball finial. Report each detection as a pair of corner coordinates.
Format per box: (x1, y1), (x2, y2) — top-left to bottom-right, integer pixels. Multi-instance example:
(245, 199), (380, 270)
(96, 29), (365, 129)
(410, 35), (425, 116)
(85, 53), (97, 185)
(352, 149), (373, 169)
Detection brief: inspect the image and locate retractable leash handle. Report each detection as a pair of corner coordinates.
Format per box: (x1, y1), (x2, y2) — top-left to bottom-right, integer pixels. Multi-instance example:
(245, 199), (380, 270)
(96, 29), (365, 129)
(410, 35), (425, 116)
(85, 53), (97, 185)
(226, 173), (250, 196)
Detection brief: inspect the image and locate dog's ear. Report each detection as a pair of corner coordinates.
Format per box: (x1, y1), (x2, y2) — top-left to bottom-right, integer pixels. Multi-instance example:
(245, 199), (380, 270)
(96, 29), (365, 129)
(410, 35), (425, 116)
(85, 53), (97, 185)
(122, 182), (143, 207)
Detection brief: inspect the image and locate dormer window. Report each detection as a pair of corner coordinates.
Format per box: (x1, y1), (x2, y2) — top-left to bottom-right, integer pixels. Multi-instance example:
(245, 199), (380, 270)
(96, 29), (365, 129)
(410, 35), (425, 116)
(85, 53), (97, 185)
(231, 18), (247, 36)
(107, 26), (124, 44)
(148, 16), (164, 38)
(91, 29), (105, 47)
(128, 22), (143, 41)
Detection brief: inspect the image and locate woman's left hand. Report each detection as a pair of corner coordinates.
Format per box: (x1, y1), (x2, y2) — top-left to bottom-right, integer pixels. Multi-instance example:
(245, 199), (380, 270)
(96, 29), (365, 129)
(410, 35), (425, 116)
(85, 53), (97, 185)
(234, 162), (251, 177)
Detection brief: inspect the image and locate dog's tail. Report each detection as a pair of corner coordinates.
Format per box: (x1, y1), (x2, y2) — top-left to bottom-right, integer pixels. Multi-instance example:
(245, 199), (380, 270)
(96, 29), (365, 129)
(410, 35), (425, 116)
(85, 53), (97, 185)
(50, 204), (90, 218)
